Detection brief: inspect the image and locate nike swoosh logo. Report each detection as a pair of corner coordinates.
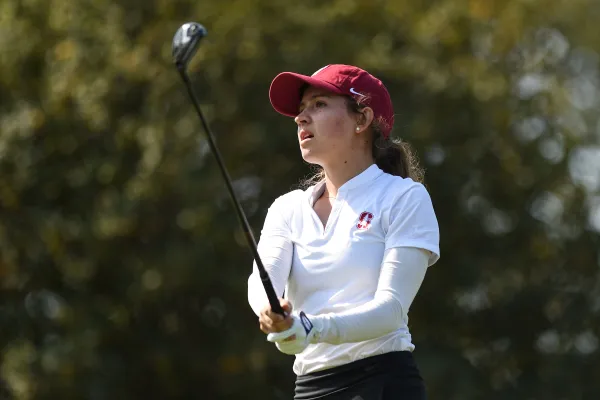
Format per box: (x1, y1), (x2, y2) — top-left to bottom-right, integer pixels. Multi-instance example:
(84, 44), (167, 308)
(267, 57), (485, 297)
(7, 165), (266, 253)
(349, 88), (365, 96)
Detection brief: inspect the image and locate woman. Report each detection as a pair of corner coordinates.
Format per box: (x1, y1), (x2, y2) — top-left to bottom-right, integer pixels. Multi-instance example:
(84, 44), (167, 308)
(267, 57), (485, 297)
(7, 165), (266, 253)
(247, 64), (440, 399)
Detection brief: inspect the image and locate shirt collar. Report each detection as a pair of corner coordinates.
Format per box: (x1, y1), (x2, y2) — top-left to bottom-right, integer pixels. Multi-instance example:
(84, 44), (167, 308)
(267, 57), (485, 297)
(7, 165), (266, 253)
(306, 164), (383, 204)
(338, 164), (383, 192)
(308, 181), (326, 206)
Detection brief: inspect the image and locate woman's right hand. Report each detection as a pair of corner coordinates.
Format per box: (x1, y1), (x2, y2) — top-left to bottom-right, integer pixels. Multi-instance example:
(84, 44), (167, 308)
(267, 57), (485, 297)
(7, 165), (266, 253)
(259, 299), (294, 335)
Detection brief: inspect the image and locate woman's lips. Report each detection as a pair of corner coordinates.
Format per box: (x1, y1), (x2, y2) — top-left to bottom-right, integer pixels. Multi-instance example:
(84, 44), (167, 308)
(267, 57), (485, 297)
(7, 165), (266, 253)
(299, 130), (314, 141)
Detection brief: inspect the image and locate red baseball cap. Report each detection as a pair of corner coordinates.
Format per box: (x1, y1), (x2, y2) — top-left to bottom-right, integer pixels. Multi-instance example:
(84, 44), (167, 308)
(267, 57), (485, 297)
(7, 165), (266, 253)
(269, 64), (395, 138)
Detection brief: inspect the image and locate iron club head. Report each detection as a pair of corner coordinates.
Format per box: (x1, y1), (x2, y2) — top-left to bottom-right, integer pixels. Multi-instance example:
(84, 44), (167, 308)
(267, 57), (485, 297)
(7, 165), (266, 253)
(172, 22), (207, 69)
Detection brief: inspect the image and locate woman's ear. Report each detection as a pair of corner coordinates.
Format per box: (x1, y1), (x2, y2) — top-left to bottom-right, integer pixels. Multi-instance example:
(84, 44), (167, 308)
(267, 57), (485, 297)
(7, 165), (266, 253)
(356, 107), (375, 134)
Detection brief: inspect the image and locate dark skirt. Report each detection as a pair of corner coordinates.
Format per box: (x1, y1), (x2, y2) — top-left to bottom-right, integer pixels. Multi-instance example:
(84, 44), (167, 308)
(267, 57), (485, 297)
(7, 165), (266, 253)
(294, 351), (426, 400)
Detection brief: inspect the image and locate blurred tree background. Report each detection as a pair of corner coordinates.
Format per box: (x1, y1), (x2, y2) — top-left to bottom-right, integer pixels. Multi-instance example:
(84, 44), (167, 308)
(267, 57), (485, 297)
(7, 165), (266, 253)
(1, 0), (599, 398)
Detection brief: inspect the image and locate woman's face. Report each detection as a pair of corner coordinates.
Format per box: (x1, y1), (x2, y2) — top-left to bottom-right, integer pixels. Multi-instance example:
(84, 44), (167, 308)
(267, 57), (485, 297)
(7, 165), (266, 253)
(294, 86), (359, 166)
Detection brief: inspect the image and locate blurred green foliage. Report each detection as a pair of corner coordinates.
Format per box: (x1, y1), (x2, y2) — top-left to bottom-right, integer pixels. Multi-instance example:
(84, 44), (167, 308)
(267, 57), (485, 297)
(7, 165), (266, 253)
(1, 0), (599, 398)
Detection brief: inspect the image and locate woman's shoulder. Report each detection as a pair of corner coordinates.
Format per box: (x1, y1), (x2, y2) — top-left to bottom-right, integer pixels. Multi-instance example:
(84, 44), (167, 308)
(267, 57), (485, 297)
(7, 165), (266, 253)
(269, 187), (307, 212)
(377, 173), (431, 200)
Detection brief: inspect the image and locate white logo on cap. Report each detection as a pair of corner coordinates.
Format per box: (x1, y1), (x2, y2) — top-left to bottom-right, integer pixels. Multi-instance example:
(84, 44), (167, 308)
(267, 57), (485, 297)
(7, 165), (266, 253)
(350, 88), (365, 97)
(311, 65), (330, 77)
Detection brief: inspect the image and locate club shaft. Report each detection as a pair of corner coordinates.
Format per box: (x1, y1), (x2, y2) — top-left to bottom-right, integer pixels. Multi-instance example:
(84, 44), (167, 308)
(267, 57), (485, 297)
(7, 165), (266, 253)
(177, 67), (285, 316)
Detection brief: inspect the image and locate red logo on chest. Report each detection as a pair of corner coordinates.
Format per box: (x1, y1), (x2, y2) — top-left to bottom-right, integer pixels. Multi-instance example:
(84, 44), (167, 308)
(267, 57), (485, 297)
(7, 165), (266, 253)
(357, 211), (374, 230)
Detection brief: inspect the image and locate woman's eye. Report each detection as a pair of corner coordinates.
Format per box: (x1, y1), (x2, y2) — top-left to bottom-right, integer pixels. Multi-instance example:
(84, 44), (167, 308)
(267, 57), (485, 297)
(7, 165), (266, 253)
(315, 101), (326, 108)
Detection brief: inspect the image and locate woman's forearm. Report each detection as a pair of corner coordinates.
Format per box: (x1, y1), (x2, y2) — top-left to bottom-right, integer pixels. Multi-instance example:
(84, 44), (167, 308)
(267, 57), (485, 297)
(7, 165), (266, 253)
(309, 247), (430, 344)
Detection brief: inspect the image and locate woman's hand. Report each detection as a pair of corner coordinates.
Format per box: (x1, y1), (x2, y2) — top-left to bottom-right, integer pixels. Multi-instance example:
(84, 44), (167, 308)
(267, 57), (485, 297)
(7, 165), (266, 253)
(259, 300), (321, 355)
(259, 299), (294, 335)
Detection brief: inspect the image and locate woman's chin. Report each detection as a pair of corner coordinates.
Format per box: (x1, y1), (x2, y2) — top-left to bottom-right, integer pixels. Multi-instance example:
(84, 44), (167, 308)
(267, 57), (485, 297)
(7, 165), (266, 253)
(300, 151), (322, 165)
(300, 149), (315, 162)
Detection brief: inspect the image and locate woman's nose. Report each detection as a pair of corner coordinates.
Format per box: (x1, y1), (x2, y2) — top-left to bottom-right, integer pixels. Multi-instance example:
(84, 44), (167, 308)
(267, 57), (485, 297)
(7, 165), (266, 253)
(294, 110), (309, 126)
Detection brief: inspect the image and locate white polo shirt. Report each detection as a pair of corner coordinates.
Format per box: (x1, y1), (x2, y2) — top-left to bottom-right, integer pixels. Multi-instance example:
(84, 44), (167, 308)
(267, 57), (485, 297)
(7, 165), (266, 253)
(248, 164), (440, 375)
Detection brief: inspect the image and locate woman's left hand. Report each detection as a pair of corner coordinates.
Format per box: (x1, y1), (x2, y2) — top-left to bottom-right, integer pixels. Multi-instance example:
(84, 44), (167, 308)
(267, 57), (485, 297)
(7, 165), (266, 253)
(267, 311), (320, 355)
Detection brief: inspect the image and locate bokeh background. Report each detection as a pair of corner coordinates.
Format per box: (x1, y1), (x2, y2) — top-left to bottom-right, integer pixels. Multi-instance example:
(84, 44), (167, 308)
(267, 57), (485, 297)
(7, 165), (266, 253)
(1, 0), (600, 399)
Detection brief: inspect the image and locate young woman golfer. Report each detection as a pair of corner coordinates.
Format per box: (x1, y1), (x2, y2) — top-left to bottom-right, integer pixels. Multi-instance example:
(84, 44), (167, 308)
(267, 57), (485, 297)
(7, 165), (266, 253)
(247, 64), (440, 400)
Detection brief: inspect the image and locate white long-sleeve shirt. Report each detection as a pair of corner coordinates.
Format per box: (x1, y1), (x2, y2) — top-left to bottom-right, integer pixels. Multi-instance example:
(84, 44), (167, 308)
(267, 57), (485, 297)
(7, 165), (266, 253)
(248, 164), (440, 375)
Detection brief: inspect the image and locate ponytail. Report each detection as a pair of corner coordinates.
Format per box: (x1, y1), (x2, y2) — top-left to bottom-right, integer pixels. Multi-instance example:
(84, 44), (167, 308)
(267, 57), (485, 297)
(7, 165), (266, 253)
(371, 123), (424, 183)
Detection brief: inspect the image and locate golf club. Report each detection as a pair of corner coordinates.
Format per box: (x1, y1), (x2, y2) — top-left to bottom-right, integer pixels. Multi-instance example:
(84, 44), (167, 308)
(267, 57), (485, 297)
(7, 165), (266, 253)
(172, 22), (285, 316)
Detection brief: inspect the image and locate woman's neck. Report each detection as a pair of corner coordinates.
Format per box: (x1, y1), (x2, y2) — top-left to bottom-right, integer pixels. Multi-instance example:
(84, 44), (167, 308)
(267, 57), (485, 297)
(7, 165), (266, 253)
(321, 158), (375, 198)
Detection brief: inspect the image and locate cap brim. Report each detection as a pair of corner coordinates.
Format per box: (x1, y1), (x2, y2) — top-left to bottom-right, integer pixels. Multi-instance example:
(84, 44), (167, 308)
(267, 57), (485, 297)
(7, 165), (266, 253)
(269, 72), (344, 117)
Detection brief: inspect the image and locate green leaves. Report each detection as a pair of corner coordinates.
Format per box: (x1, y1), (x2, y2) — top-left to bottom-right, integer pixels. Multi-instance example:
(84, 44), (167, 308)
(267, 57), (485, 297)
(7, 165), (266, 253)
(0, 0), (599, 398)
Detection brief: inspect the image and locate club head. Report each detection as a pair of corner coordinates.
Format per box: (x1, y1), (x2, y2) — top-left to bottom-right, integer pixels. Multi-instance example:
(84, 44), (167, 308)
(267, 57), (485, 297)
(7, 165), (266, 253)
(172, 22), (207, 69)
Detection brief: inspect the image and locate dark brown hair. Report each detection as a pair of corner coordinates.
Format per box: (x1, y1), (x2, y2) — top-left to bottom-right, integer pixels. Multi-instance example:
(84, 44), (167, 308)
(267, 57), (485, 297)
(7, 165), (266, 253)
(299, 95), (424, 189)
